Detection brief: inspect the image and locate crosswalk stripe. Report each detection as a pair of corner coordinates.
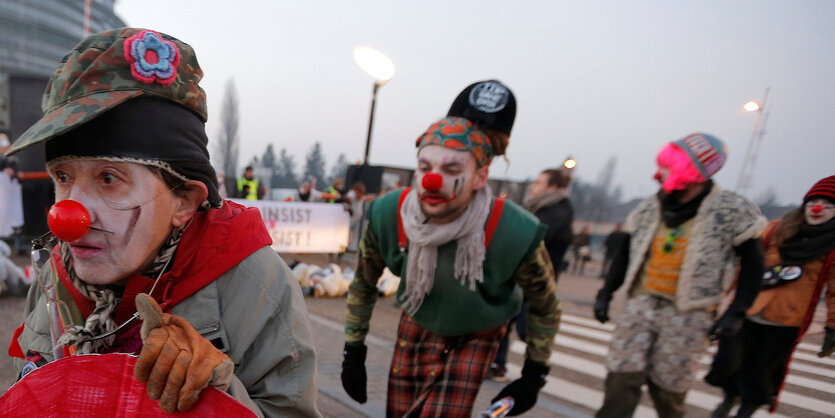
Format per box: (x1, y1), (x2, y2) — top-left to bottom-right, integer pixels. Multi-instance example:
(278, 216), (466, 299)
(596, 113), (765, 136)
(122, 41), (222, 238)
(556, 334), (609, 356)
(782, 374), (835, 396)
(527, 334), (835, 415)
(782, 361), (835, 379)
(504, 363), (660, 418)
(706, 344), (835, 367)
(561, 313), (828, 358)
(508, 344), (789, 418)
(683, 389), (790, 418)
(562, 314), (832, 362)
(563, 314), (835, 367)
(554, 332), (835, 395)
(797, 341), (823, 352)
(562, 313), (616, 331)
(559, 316), (835, 382)
(788, 350), (835, 366)
(777, 390), (835, 416)
(560, 323), (613, 342)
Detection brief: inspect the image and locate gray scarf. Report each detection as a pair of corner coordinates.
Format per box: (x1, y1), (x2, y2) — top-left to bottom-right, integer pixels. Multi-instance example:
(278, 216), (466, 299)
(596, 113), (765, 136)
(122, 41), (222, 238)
(524, 188), (566, 213)
(398, 184), (493, 316)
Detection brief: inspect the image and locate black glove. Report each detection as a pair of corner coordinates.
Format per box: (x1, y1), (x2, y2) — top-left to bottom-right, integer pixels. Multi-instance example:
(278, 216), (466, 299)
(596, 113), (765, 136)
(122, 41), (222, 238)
(819, 327), (835, 358)
(593, 290), (611, 324)
(341, 342), (368, 403)
(492, 359), (549, 416)
(709, 310), (745, 340)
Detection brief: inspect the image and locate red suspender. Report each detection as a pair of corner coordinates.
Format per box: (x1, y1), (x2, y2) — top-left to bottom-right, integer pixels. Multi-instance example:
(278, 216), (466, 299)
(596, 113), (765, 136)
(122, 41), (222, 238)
(397, 187), (412, 250)
(484, 198), (505, 247)
(397, 187), (505, 251)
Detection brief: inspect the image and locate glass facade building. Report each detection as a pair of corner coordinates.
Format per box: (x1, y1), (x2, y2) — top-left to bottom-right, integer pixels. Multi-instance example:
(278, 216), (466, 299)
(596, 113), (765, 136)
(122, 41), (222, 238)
(0, 1), (124, 236)
(0, 0), (125, 77)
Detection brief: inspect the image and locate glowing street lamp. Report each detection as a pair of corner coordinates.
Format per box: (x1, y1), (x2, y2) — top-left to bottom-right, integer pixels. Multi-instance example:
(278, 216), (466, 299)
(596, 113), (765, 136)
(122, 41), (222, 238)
(354, 46), (395, 165)
(743, 101), (761, 112)
(563, 157), (577, 170)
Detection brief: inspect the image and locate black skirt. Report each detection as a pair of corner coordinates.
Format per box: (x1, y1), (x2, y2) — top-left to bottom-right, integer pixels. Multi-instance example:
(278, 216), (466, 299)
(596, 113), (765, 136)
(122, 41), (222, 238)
(704, 318), (799, 406)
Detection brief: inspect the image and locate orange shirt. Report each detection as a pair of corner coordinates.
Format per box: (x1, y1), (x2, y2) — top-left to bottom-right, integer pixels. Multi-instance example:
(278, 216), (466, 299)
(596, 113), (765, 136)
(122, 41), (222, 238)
(635, 218), (695, 301)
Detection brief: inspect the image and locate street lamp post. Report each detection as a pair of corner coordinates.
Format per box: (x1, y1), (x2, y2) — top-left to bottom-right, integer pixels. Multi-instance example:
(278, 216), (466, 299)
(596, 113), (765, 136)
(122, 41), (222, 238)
(562, 156), (576, 194)
(353, 46), (395, 165)
(735, 87), (770, 194)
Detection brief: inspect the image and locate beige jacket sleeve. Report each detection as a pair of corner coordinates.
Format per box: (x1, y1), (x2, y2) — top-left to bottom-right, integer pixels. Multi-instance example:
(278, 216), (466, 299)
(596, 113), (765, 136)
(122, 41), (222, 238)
(176, 247), (321, 418)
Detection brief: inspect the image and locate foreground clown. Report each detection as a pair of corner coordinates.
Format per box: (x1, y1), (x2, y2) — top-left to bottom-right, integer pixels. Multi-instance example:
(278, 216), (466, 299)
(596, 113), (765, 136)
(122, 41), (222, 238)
(593, 134), (767, 418)
(341, 80), (561, 416)
(6, 28), (319, 417)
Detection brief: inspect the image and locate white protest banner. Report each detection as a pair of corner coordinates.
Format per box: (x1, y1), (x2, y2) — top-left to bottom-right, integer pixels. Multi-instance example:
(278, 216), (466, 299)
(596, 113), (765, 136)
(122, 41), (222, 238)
(230, 199), (350, 253)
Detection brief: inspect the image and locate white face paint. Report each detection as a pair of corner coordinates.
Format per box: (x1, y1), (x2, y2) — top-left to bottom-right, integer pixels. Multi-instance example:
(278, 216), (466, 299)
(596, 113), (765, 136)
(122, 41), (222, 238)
(804, 198), (835, 226)
(49, 159), (182, 285)
(415, 145), (480, 223)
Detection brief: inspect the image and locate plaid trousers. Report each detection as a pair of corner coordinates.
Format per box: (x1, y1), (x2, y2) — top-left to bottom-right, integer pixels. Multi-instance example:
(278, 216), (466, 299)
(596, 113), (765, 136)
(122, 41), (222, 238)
(387, 313), (506, 417)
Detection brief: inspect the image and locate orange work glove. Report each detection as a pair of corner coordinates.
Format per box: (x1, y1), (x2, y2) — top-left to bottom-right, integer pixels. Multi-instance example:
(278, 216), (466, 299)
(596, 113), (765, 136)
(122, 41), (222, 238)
(133, 293), (234, 413)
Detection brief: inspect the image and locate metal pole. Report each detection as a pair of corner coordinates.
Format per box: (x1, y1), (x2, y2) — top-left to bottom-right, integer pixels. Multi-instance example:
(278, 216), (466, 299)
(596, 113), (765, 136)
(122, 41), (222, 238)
(363, 82), (380, 165)
(83, 0), (92, 36)
(735, 87), (770, 193)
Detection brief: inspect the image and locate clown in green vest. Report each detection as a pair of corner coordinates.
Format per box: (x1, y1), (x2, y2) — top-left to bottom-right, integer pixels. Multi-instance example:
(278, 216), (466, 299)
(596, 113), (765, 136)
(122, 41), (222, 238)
(341, 80), (561, 416)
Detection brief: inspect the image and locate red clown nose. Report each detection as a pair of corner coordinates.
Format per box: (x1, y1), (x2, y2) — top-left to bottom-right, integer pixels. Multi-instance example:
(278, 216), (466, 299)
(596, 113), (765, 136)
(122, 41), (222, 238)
(653, 171), (662, 182)
(47, 200), (92, 242)
(422, 172), (443, 192)
(811, 204), (824, 214)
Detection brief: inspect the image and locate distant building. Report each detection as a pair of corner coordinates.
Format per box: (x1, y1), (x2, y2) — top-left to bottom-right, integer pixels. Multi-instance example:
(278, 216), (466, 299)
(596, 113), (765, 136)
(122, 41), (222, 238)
(0, 0), (124, 236)
(0, 0), (125, 77)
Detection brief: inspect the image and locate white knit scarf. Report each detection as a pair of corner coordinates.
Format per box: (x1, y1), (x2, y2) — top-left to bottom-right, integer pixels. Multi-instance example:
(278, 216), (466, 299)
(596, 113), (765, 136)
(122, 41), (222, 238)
(398, 184), (492, 316)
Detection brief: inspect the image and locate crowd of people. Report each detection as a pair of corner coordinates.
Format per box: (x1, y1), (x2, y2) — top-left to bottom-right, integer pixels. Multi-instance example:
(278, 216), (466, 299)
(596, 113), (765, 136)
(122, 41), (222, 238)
(2, 27), (833, 418)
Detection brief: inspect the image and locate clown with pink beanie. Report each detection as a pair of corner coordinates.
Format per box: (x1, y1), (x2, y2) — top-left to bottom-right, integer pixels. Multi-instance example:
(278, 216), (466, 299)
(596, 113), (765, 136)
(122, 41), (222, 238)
(592, 133), (767, 418)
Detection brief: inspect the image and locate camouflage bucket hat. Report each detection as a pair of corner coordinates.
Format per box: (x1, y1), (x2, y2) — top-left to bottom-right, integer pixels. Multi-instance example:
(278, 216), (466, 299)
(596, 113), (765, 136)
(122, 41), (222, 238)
(6, 27), (206, 155)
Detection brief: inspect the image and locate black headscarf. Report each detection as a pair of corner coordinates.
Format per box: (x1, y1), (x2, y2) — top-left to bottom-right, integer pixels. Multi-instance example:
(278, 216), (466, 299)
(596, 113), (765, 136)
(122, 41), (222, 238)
(45, 96), (221, 208)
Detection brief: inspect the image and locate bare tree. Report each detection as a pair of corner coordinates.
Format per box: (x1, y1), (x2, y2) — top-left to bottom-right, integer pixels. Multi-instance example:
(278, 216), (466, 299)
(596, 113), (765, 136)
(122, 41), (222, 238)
(303, 142), (327, 189)
(276, 148), (299, 188)
(588, 155), (617, 222)
(329, 153), (349, 184)
(214, 79), (240, 195)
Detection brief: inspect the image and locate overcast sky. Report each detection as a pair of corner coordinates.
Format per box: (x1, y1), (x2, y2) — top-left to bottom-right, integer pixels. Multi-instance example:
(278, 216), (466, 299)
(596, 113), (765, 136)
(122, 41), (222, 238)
(115, 1), (833, 204)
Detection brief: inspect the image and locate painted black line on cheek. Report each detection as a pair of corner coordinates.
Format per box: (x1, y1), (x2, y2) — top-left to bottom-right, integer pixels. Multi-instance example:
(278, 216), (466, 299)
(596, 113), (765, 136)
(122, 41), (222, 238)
(123, 207), (141, 246)
(454, 177), (464, 196)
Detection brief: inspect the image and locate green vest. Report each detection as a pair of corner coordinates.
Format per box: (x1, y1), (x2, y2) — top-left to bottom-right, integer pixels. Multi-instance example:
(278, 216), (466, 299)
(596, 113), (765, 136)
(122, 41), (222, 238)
(237, 177), (259, 200)
(367, 189), (546, 336)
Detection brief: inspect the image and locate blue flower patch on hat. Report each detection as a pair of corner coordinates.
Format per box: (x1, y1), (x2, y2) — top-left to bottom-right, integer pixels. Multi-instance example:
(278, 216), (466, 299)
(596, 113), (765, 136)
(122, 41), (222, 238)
(123, 30), (180, 85)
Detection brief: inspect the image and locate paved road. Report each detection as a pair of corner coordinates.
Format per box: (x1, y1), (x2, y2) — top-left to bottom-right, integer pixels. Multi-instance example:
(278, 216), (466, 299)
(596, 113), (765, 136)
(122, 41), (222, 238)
(2, 252), (832, 417)
(296, 253), (834, 418)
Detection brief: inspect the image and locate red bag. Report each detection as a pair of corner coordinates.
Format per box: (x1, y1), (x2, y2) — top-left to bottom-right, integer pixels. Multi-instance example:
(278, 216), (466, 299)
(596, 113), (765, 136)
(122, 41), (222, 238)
(0, 353), (255, 417)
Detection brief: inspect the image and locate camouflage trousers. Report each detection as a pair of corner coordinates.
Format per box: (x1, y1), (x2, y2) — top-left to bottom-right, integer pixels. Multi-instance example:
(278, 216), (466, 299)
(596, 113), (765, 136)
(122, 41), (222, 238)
(605, 294), (713, 393)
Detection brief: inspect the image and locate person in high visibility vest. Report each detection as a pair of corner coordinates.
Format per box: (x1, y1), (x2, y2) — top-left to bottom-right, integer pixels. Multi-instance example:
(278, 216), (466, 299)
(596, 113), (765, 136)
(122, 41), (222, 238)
(237, 166), (263, 200)
(323, 178), (344, 203)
